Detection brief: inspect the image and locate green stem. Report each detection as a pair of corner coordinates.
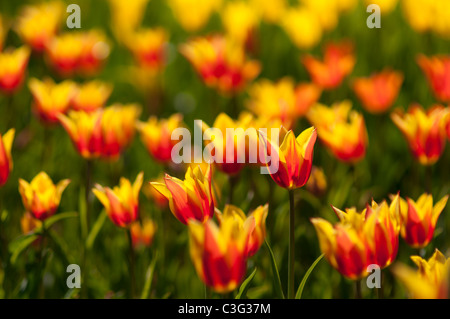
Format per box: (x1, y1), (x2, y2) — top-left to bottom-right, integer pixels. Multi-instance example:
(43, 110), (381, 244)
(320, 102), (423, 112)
(37, 221), (47, 298)
(288, 189), (295, 299)
(81, 159), (93, 298)
(355, 279), (362, 299)
(377, 271), (384, 299)
(127, 228), (136, 298)
(425, 165), (432, 194)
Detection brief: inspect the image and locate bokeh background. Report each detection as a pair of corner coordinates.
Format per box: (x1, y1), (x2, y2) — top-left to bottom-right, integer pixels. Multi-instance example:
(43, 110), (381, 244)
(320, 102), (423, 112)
(0, 0), (449, 299)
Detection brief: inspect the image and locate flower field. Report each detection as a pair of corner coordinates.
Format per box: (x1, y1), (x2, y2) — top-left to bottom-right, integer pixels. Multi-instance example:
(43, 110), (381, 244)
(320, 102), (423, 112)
(0, 0), (449, 300)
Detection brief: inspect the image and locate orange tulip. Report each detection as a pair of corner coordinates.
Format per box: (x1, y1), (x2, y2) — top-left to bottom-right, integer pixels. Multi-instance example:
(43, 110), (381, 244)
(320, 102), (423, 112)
(136, 114), (184, 163)
(125, 28), (168, 71)
(0, 129), (15, 187)
(307, 101), (368, 163)
(20, 212), (42, 235)
(305, 166), (327, 196)
(247, 78), (321, 129)
(14, 1), (63, 52)
(28, 77), (76, 124)
(302, 41), (355, 90)
(151, 164), (214, 225)
(391, 105), (448, 165)
(180, 35), (260, 94)
(417, 55), (450, 103)
(396, 193), (448, 248)
(93, 172), (143, 228)
(19, 172), (70, 220)
(130, 219), (157, 248)
(0, 46), (30, 94)
(352, 69), (403, 113)
(188, 207), (255, 293)
(71, 81), (113, 112)
(259, 127), (317, 190)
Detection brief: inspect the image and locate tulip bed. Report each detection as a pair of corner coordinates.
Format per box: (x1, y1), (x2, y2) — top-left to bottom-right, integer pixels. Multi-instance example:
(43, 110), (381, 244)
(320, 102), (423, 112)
(0, 0), (449, 300)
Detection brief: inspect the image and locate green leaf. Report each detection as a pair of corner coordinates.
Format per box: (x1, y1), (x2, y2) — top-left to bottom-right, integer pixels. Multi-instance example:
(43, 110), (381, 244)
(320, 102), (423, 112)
(79, 187), (88, 240)
(9, 234), (39, 265)
(41, 211), (78, 230)
(86, 210), (107, 250)
(295, 253), (324, 299)
(235, 267), (257, 299)
(141, 253), (158, 299)
(265, 239), (284, 299)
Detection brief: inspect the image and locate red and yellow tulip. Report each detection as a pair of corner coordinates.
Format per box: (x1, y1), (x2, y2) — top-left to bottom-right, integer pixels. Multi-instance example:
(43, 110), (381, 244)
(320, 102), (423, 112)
(352, 69), (403, 114)
(0, 46), (30, 94)
(71, 81), (112, 112)
(15, 1), (63, 52)
(396, 193), (448, 248)
(125, 28), (168, 72)
(307, 101), (367, 163)
(311, 207), (370, 279)
(28, 77), (76, 124)
(392, 249), (449, 299)
(93, 172), (143, 228)
(391, 105), (448, 165)
(168, 0), (221, 32)
(180, 35), (261, 94)
(216, 204), (268, 257)
(18, 172), (70, 221)
(130, 219), (157, 248)
(259, 127), (317, 190)
(136, 114), (184, 163)
(0, 129), (15, 187)
(247, 78), (321, 129)
(302, 41), (355, 90)
(188, 206), (255, 293)
(151, 164), (214, 225)
(417, 55), (450, 103)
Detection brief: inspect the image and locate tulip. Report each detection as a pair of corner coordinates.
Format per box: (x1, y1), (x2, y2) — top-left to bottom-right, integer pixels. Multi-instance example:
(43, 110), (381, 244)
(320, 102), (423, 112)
(20, 212), (42, 235)
(259, 127), (317, 190)
(188, 208), (255, 293)
(180, 35), (261, 94)
(136, 114), (184, 163)
(307, 101), (368, 163)
(168, 0), (221, 32)
(302, 41), (355, 89)
(59, 104), (140, 160)
(352, 69), (403, 114)
(0, 46), (30, 94)
(364, 196), (400, 269)
(130, 218), (157, 248)
(301, 0), (339, 31)
(221, 1), (259, 49)
(396, 193), (448, 248)
(417, 55), (450, 103)
(0, 129), (15, 187)
(392, 249), (449, 299)
(18, 172), (70, 221)
(391, 105), (447, 165)
(247, 78), (321, 129)
(78, 30), (110, 76)
(311, 208), (370, 279)
(58, 110), (103, 159)
(251, 0), (286, 24)
(93, 172), (143, 228)
(216, 204), (268, 257)
(107, 0), (149, 43)
(14, 1), (63, 52)
(0, 14), (7, 51)
(71, 81), (113, 112)
(402, 0), (450, 37)
(124, 28), (168, 71)
(282, 6), (322, 50)
(151, 164), (214, 225)
(28, 77), (76, 124)
(305, 166), (327, 196)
